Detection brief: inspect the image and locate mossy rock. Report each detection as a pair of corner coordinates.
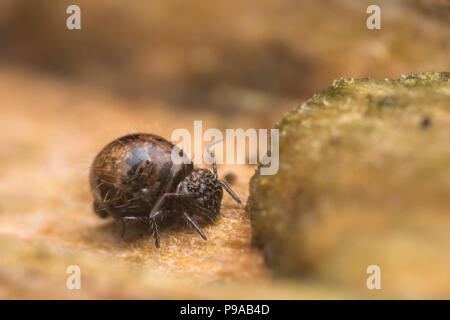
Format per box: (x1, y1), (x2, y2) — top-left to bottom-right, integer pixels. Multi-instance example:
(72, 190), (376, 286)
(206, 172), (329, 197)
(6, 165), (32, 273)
(247, 72), (450, 298)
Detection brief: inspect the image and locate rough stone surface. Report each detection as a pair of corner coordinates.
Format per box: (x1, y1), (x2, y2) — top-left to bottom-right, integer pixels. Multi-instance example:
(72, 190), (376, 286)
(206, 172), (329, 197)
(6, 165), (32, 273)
(0, 67), (351, 299)
(248, 72), (450, 298)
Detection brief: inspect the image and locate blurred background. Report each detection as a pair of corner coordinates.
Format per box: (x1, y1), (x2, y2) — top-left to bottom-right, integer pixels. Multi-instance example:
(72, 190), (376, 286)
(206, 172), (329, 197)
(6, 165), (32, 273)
(1, 0), (448, 120)
(0, 0), (448, 298)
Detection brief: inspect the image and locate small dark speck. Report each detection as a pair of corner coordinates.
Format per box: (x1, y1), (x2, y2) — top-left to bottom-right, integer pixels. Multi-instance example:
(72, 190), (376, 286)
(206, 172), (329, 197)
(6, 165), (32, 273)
(224, 172), (237, 184)
(420, 116), (432, 129)
(329, 136), (341, 145)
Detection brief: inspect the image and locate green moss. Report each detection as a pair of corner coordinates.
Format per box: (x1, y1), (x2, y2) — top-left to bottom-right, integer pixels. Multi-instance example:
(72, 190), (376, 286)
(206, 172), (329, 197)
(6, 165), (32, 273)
(247, 72), (450, 297)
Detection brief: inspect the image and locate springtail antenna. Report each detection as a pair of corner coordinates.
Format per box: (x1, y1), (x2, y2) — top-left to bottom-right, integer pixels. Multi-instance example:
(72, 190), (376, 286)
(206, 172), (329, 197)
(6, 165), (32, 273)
(206, 138), (223, 179)
(206, 139), (242, 205)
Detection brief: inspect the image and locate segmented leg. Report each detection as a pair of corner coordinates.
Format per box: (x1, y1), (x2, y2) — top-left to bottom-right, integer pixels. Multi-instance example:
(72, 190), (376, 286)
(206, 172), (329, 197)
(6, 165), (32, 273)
(150, 218), (160, 249)
(120, 216), (146, 238)
(183, 212), (207, 240)
(218, 180), (242, 204)
(149, 192), (201, 218)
